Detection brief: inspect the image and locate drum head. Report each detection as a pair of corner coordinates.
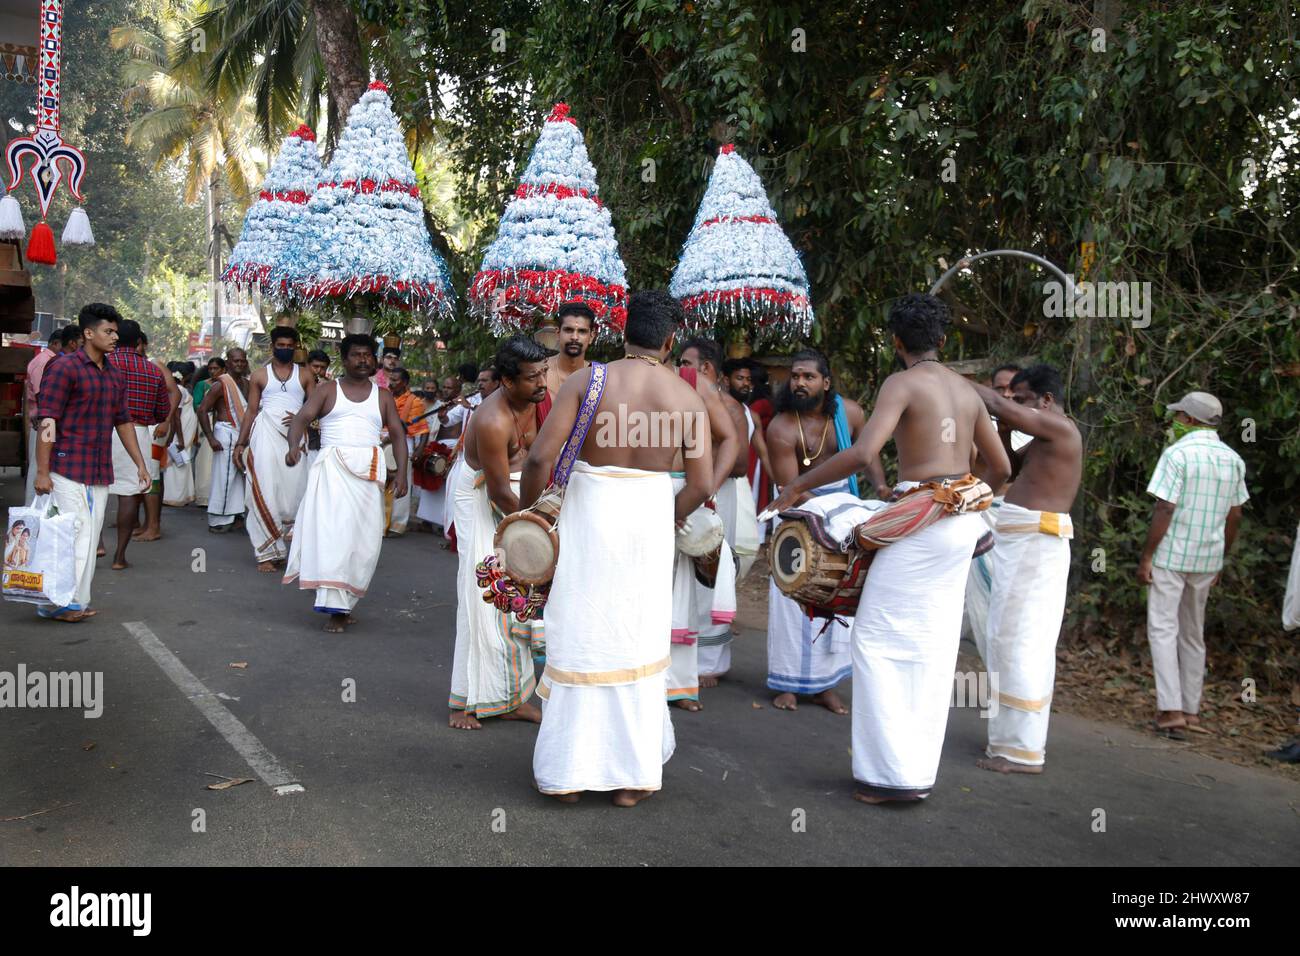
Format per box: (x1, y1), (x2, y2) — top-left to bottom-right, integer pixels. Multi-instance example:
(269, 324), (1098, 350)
(771, 523), (810, 588)
(676, 508), (724, 556)
(495, 512), (558, 586)
(430, 455), (448, 475)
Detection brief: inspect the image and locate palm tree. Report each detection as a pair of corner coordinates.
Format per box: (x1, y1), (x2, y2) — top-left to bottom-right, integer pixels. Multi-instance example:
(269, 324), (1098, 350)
(188, 0), (370, 150)
(111, 17), (260, 345)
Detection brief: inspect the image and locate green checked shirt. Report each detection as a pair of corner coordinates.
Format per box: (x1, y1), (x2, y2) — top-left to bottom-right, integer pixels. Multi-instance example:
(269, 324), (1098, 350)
(1146, 429), (1248, 573)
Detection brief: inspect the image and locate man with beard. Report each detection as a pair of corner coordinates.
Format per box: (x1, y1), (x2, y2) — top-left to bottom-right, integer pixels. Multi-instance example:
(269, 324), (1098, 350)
(541, 303), (596, 426)
(448, 335), (551, 730)
(231, 326), (315, 571)
(768, 294), (1011, 804)
(198, 348), (251, 534)
(283, 334), (408, 633)
(476, 366), (499, 399)
(521, 290), (713, 806)
(725, 358), (776, 537)
(679, 339), (757, 689)
(764, 350), (882, 714)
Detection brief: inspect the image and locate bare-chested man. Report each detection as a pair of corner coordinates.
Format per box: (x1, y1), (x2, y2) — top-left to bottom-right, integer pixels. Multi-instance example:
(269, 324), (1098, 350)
(678, 337), (756, 688)
(769, 294), (1010, 804)
(198, 348), (251, 533)
(661, 338), (739, 712)
(447, 335), (552, 730)
(969, 364), (1081, 774)
(522, 289), (712, 807)
(232, 326), (315, 571)
(545, 301), (596, 401)
(763, 349), (883, 714)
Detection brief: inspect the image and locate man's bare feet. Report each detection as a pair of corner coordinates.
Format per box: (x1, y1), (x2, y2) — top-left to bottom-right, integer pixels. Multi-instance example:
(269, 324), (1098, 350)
(257, 561), (278, 573)
(324, 613), (348, 633)
(852, 786), (929, 805)
(111, 560), (129, 571)
(48, 608), (98, 622)
(813, 689), (849, 715)
(976, 756), (1043, 775)
(501, 701), (543, 723)
(96, 545), (106, 557)
(549, 792), (581, 803)
(449, 709), (482, 730)
(773, 692), (798, 711)
(612, 789), (655, 808)
(134, 530), (161, 542)
(700, 675), (720, 688)
(671, 698), (703, 712)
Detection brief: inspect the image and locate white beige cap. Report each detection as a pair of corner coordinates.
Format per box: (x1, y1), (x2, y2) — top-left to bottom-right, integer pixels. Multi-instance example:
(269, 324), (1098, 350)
(1167, 391), (1222, 425)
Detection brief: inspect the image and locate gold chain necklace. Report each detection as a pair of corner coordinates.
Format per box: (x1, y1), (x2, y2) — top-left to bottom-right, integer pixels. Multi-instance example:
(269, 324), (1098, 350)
(795, 411), (830, 467)
(627, 353), (662, 367)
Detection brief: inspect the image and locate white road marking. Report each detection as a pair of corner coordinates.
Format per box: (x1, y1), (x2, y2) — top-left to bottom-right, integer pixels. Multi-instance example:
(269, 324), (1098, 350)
(123, 621), (304, 794)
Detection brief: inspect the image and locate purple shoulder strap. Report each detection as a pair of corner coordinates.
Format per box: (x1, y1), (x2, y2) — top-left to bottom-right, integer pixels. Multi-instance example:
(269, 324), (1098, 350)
(552, 362), (607, 488)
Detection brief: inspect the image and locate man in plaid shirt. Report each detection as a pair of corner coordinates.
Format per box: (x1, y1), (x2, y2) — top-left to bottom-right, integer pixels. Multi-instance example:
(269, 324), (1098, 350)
(1138, 391), (1248, 738)
(33, 303), (151, 622)
(106, 319), (177, 571)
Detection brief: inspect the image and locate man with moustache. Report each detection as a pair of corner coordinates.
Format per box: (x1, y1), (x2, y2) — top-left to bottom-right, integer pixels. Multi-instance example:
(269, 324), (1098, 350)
(724, 358), (776, 538)
(764, 349), (883, 714)
(198, 347), (251, 534)
(283, 334), (408, 633)
(539, 302), (596, 425)
(447, 335), (552, 730)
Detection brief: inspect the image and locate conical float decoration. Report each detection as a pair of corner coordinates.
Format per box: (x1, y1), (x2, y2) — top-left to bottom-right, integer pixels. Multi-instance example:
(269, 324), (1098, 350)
(469, 103), (627, 336)
(670, 144), (813, 341)
(298, 82), (454, 317)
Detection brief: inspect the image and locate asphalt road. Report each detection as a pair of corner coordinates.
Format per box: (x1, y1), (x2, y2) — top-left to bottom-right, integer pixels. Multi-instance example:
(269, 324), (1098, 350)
(2, 471), (1296, 866)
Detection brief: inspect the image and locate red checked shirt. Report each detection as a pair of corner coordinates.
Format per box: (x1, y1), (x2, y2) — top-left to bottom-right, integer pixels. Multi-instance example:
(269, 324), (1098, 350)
(107, 347), (171, 425)
(35, 347), (131, 486)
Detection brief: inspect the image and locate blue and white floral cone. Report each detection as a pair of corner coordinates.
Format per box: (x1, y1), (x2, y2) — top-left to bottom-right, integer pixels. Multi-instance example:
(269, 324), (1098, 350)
(223, 124), (320, 301)
(670, 144), (813, 341)
(469, 103), (628, 336)
(297, 82), (455, 317)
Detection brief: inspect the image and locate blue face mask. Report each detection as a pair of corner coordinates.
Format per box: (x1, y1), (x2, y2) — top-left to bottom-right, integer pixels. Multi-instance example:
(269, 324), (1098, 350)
(273, 347), (295, 363)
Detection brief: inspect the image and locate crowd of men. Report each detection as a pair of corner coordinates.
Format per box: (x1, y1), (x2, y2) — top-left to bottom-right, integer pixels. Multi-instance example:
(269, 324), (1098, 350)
(17, 292), (1294, 814)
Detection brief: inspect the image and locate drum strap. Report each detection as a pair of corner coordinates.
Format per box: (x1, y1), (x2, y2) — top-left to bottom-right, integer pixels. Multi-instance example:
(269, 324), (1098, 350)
(551, 362), (608, 489)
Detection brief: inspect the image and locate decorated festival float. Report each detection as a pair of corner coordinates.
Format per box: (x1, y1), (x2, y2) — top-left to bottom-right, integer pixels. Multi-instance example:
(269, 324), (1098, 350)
(669, 143), (813, 351)
(223, 81), (455, 355)
(468, 102), (628, 348)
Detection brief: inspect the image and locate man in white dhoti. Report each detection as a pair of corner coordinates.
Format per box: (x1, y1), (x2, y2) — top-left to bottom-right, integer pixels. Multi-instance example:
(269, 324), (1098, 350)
(664, 356), (739, 711)
(969, 365), (1081, 773)
(769, 295), (1011, 804)
(447, 336), (549, 729)
(231, 327), (314, 571)
(162, 365), (200, 506)
(197, 349), (251, 534)
(521, 290), (713, 806)
(764, 349), (881, 713)
(192, 356), (225, 506)
(283, 334), (408, 633)
(678, 339), (751, 689)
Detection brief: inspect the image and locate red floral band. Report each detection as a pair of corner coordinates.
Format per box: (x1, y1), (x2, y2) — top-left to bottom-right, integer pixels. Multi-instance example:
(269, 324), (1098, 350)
(698, 214), (775, 227)
(513, 182), (602, 207)
(258, 189), (311, 204)
(317, 178), (421, 198)
(680, 287), (810, 316)
(470, 268), (628, 330)
(368, 81), (389, 93)
(720, 144), (736, 154)
(291, 124), (316, 141)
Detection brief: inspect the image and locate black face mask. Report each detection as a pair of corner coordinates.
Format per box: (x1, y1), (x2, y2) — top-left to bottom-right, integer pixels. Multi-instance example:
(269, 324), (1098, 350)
(273, 347), (295, 363)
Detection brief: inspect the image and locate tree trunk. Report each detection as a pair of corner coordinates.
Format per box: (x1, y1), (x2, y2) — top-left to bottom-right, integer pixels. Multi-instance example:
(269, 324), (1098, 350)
(311, 0), (368, 138)
(207, 175), (222, 350)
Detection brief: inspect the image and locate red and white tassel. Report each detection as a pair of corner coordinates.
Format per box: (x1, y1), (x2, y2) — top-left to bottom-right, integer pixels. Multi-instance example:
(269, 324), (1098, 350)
(61, 206), (94, 246)
(26, 220), (56, 265)
(0, 192), (25, 240)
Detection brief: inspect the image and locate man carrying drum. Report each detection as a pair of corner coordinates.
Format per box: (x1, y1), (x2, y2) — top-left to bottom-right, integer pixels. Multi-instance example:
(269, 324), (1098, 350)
(764, 349), (884, 715)
(447, 335), (552, 731)
(521, 290), (713, 807)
